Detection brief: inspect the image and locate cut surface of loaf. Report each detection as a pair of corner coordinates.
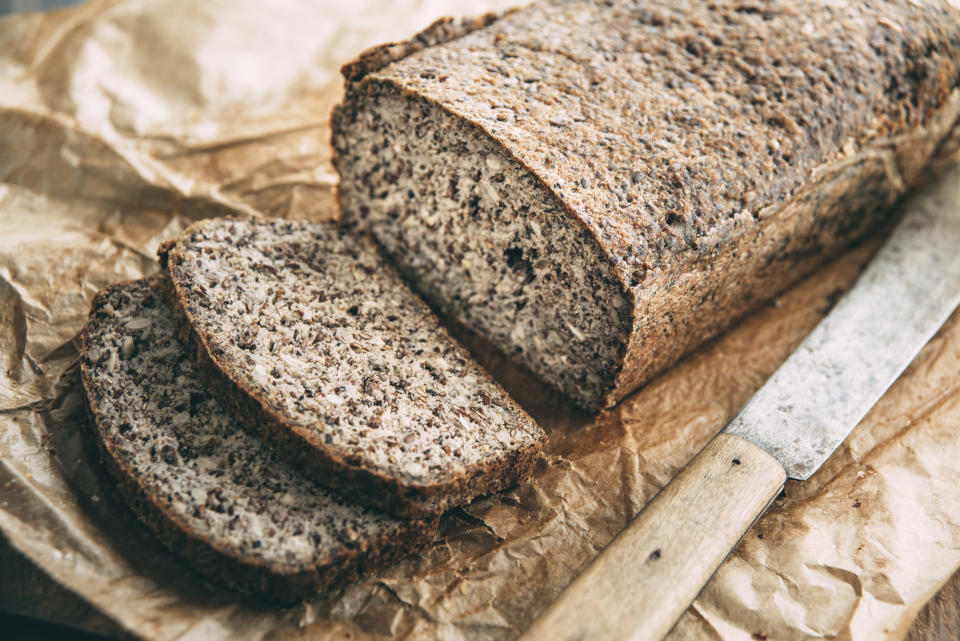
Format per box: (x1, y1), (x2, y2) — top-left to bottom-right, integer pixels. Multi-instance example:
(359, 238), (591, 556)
(160, 218), (545, 517)
(80, 278), (435, 602)
(333, 0), (960, 410)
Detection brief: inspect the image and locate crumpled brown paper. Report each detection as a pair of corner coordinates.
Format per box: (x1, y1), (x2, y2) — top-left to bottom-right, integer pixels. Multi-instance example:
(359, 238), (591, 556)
(2, 1), (960, 640)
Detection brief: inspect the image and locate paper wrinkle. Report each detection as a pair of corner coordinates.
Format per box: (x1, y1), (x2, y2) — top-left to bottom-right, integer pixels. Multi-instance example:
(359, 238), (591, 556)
(2, 1), (960, 640)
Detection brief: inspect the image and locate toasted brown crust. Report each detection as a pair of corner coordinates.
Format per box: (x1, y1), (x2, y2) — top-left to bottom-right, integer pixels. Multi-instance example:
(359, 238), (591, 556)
(79, 279), (437, 603)
(341, 12), (512, 83)
(158, 221), (545, 518)
(333, 0), (960, 411)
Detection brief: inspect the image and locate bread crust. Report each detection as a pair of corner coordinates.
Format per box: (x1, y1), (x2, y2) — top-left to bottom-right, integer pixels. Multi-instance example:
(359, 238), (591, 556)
(80, 278), (437, 603)
(341, 12), (511, 83)
(159, 220), (545, 518)
(333, 0), (960, 410)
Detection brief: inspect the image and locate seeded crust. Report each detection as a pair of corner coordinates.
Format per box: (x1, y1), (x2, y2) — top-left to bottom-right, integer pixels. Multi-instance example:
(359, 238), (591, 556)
(79, 278), (436, 602)
(160, 218), (545, 518)
(333, 0), (960, 410)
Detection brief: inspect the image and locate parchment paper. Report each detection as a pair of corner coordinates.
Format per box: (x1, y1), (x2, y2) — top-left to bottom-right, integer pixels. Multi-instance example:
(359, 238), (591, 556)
(2, 1), (960, 640)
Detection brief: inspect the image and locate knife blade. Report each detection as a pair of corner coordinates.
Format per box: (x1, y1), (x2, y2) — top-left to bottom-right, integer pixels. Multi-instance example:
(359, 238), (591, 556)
(520, 163), (960, 641)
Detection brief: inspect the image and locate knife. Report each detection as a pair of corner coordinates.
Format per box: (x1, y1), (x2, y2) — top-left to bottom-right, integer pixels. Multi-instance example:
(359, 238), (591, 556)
(520, 163), (960, 641)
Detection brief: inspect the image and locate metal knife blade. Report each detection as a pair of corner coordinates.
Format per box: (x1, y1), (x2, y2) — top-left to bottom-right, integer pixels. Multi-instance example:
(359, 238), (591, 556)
(521, 164), (960, 641)
(725, 163), (960, 479)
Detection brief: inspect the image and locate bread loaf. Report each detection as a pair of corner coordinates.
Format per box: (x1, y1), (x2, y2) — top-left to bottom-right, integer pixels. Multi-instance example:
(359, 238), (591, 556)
(80, 278), (436, 602)
(160, 218), (545, 517)
(332, 0), (960, 410)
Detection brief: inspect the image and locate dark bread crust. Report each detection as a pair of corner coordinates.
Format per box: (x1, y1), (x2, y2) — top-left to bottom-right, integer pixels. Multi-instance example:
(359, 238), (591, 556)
(333, 0), (960, 410)
(80, 278), (437, 603)
(342, 11), (512, 83)
(158, 220), (545, 518)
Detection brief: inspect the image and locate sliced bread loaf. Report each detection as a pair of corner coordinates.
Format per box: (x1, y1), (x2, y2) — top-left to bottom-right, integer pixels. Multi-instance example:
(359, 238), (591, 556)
(80, 277), (436, 602)
(159, 218), (545, 518)
(332, 0), (960, 410)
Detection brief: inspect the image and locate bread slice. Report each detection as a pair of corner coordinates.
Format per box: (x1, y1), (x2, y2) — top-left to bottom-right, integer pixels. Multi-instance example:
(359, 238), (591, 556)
(332, 0), (960, 411)
(159, 218), (545, 518)
(80, 277), (436, 602)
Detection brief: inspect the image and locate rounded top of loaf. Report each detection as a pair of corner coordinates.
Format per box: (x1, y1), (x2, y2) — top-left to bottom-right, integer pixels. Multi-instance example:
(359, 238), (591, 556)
(355, 0), (960, 287)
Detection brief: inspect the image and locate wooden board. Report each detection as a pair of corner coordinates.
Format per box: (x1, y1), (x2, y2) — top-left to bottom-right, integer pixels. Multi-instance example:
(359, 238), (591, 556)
(906, 570), (960, 641)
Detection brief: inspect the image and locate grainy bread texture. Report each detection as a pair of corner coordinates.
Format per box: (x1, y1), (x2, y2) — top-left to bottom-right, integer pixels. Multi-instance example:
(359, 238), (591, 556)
(79, 278), (435, 602)
(160, 218), (545, 518)
(332, 0), (960, 410)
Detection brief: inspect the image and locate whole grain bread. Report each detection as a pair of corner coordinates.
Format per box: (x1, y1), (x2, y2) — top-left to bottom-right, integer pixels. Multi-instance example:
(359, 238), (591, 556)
(159, 218), (545, 518)
(332, 0), (960, 411)
(79, 277), (436, 602)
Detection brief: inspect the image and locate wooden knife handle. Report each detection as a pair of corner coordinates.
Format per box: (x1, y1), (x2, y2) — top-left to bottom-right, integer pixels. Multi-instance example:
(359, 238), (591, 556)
(520, 433), (786, 641)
